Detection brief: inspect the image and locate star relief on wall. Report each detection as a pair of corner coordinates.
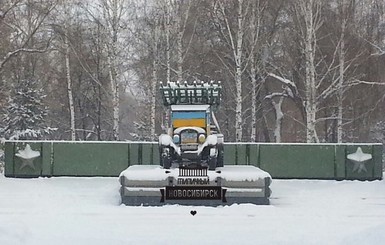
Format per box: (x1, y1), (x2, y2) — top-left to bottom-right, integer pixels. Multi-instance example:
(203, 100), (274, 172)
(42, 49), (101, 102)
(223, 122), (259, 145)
(15, 144), (41, 170)
(346, 147), (372, 173)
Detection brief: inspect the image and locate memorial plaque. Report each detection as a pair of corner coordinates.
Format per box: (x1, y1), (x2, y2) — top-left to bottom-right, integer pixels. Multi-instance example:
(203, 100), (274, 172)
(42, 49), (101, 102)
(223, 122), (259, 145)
(160, 167), (227, 203)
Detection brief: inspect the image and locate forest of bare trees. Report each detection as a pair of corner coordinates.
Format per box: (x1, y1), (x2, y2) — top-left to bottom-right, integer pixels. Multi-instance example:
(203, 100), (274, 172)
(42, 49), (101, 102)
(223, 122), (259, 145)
(0, 0), (384, 144)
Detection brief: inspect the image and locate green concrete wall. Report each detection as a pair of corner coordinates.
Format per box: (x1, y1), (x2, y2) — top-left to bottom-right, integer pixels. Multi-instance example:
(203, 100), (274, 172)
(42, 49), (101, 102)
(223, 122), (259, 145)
(258, 144), (335, 179)
(4, 141), (383, 180)
(52, 143), (129, 176)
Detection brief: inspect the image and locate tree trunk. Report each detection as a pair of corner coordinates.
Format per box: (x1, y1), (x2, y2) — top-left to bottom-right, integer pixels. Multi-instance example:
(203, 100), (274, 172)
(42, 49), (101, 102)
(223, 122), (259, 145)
(303, 0), (318, 143)
(166, 1), (171, 82)
(337, 11), (347, 143)
(272, 97), (284, 143)
(151, 23), (159, 141)
(96, 48), (102, 141)
(250, 3), (256, 142)
(97, 82), (102, 141)
(108, 54), (119, 141)
(163, 1), (172, 130)
(176, 21), (183, 81)
(65, 33), (76, 141)
(235, 0), (244, 142)
(96, 23), (102, 141)
(151, 60), (157, 140)
(106, 0), (121, 141)
(250, 57), (257, 142)
(249, 1), (261, 142)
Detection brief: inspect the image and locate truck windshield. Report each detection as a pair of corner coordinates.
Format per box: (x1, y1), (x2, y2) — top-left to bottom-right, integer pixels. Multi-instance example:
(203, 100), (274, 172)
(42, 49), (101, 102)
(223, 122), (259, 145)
(172, 111), (206, 128)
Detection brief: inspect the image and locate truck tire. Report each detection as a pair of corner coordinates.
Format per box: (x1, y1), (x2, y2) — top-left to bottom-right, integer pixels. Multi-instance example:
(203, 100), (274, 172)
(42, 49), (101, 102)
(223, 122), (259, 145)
(160, 147), (172, 169)
(208, 157), (217, 171)
(217, 148), (224, 167)
(163, 156), (172, 169)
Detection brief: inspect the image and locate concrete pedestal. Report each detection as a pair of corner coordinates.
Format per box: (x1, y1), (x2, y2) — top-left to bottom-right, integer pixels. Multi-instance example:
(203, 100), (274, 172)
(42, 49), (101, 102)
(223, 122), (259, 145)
(119, 165), (272, 206)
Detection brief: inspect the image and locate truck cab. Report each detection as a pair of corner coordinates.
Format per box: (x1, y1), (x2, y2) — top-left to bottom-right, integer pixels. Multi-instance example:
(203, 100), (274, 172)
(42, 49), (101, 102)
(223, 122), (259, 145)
(158, 81), (224, 170)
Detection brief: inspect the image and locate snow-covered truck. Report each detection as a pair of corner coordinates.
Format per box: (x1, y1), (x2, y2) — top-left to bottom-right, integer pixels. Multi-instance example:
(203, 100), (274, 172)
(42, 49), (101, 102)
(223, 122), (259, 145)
(158, 81), (224, 170)
(119, 81), (272, 206)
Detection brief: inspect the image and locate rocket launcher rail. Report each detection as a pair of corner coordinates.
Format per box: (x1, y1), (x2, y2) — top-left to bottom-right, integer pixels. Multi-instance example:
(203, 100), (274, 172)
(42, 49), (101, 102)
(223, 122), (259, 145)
(160, 81), (222, 107)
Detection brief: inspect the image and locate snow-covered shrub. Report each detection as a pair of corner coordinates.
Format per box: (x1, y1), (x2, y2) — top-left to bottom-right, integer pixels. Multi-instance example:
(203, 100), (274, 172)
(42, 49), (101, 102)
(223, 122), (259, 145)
(3, 78), (55, 140)
(129, 121), (153, 141)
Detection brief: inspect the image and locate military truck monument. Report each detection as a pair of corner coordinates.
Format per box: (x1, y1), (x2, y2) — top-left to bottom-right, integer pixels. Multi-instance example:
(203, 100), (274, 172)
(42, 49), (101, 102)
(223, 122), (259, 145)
(119, 81), (272, 206)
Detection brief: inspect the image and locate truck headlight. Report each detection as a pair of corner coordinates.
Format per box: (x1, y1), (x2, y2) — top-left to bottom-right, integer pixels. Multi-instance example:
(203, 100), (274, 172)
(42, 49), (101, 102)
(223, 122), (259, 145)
(173, 134), (180, 144)
(198, 134), (206, 143)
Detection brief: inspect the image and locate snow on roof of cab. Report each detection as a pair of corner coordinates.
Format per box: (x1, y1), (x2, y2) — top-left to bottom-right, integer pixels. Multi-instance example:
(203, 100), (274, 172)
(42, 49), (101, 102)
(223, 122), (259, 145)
(171, 104), (210, 111)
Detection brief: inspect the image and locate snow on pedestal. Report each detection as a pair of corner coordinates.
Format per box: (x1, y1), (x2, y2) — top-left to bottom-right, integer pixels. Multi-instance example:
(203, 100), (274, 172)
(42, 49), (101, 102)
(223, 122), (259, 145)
(119, 165), (271, 183)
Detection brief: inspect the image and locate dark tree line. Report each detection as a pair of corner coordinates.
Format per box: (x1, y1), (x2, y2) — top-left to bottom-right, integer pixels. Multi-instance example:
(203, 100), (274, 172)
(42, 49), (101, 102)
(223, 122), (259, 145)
(0, 0), (384, 144)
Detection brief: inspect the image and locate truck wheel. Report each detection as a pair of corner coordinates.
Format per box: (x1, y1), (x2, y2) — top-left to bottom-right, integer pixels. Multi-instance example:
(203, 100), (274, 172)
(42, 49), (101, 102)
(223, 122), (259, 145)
(208, 157), (217, 171)
(160, 147), (172, 169)
(163, 156), (172, 169)
(159, 148), (164, 167)
(217, 149), (224, 167)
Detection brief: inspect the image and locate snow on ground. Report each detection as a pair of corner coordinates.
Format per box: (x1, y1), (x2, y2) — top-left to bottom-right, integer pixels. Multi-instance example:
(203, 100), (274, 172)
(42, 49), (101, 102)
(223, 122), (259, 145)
(0, 173), (385, 245)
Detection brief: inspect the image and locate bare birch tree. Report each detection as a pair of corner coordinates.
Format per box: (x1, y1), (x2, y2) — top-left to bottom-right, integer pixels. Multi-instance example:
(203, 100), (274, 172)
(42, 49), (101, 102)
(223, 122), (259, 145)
(151, 18), (161, 140)
(165, 0), (171, 83)
(84, 0), (130, 140)
(248, 0), (265, 142)
(212, 0), (250, 142)
(292, 0), (324, 142)
(50, 1), (79, 140)
(234, 0), (245, 142)
(105, 0), (122, 140)
(60, 2), (77, 140)
(173, 0), (196, 81)
(64, 28), (76, 140)
(336, 0), (355, 143)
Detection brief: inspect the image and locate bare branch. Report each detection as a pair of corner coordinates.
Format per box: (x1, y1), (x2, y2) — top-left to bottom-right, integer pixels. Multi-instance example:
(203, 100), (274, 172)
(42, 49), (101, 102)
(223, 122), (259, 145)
(351, 79), (385, 86)
(0, 48), (50, 71)
(264, 92), (287, 100)
(267, 72), (297, 88)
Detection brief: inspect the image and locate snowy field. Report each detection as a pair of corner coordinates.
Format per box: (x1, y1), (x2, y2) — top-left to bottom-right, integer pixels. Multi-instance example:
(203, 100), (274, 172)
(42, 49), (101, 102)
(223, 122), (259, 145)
(1, 173), (385, 245)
